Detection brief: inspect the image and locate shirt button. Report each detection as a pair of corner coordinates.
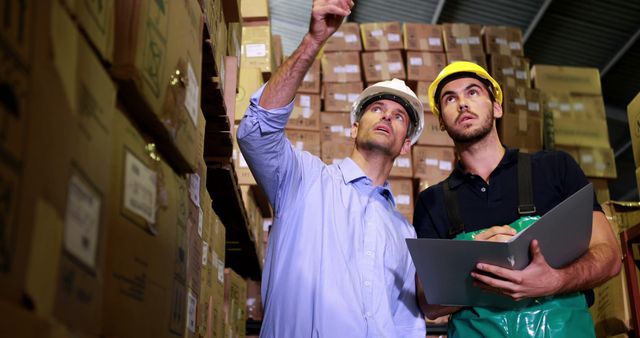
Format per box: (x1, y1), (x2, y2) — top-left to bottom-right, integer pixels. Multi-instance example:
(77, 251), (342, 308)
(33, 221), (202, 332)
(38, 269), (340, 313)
(364, 281), (372, 287)
(481, 187), (486, 192)
(366, 251), (373, 256)
(366, 311), (372, 317)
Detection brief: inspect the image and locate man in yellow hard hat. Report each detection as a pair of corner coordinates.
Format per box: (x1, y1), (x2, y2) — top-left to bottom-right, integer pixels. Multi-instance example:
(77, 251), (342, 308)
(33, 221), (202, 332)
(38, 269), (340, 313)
(236, 0), (426, 336)
(412, 61), (621, 337)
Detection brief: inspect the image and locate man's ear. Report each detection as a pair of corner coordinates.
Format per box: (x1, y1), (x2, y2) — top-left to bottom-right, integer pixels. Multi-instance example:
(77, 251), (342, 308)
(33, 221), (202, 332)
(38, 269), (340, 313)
(438, 115), (446, 131)
(493, 101), (503, 119)
(351, 122), (359, 140)
(399, 138), (411, 155)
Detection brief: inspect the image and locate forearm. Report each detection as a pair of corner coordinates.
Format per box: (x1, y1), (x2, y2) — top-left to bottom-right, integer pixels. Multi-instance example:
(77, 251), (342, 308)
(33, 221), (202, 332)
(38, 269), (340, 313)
(260, 35), (322, 109)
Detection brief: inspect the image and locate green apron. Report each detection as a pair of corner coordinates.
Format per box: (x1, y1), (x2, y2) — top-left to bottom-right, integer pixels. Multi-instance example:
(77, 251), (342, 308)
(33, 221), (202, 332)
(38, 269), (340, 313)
(448, 216), (596, 338)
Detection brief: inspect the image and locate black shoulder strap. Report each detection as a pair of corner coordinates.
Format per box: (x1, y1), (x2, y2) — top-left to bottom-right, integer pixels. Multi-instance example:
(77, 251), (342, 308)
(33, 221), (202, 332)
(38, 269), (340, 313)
(517, 152), (536, 215)
(443, 179), (465, 237)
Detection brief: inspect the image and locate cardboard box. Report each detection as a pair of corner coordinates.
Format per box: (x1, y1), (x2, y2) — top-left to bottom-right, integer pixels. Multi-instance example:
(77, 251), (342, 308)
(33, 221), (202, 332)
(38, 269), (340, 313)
(223, 56), (239, 126)
(482, 26), (524, 57)
(298, 58), (321, 93)
(603, 201), (640, 233)
(412, 145), (456, 185)
(417, 113), (454, 146)
(241, 24), (274, 73)
(637, 167), (640, 195)
(416, 81), (434, 111)
(578, 147), (617, 179)
(272, 34), (284, 68)
(197, 193), (214, 338)
(221, 0), (241, 24)
(62, 0), (115, 62)
(2, 4), (115, 334)
(390, 153), (413, 178)
(361, 50), (406, 83)
(321, 51), (362, 83)
(246, 280), (263, 320)
(323, 82), (363, 112)
(403, 23), (444, 52)
(235, 66), (264, 121)
(240, 0), (269, 21)
(531, 65), (602, 95)
(228, 22), (242, 59)
(589, 178), (610, 205)
(489, 54), (530, 88)
(102, 110), (189, 338)
(627, 91), (640, 167)
(546, 112), (610, 148)
(285, 130), (321, 157)
(360, 22), (403, 51)
(442, 23), (484, 54)
(287, 94), (321, 131)
(321, 140), (353, 165)
(0, 0), (35, 68)
(224, 269), (247, 338)
(446, 51), (487, 70)
(210, 210), (226, 338)
(406, 52), (447, 81)
(571, 95), (606, 120)
(320, 112), (352, 142)
(0, 301), (72, 338)
(111, 0), (203, 174)
(526, 88), (542, 116)
(498, 113), (543, 153)
(389, 178), (415, 223)
(324, 22), (362, 52)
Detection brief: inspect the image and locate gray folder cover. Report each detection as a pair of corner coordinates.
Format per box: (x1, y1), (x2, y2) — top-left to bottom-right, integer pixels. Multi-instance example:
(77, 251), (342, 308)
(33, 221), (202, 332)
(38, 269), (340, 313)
(407, 183), (593, 308)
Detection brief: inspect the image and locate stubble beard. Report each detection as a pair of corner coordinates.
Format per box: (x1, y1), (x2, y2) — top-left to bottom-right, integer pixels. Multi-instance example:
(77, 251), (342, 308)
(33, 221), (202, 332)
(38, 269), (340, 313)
(445, 113), (494, 144)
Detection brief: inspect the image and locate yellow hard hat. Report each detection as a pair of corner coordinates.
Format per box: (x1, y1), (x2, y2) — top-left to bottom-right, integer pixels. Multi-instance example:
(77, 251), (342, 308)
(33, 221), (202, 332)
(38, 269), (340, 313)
(428, 61), (502, 117)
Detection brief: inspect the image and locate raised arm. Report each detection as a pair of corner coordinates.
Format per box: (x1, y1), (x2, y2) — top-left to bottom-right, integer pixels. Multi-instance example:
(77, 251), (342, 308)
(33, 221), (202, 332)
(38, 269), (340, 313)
(260, 0), (353, 109)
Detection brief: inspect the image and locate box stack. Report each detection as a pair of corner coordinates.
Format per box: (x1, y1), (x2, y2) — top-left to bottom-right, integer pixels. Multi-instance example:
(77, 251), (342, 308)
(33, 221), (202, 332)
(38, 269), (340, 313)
(531, 65), (617, 199)
(627, 92), (640, 193)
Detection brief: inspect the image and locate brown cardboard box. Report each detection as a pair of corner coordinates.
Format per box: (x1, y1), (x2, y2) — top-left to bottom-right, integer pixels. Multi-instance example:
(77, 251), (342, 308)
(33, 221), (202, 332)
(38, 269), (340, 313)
(416, 81), (434, 111)
(488, 54), (530, 88)
(2, 4), (115, 334)
(214, 15), (229, 81)
(62, 0), (115, 62)
(241, 24), (274, 73)
(210, 210), (226, 338)
(287, 94), (321, 131)
(233, 125), (257, 185)
(417, 113), (454, 146)
(571, 95), (606, 120)
(526, 88), (542, 116)
(321, 140), (353, 165)
(531, 65), (602, 95)
(286, 130), (321, 157)
(0, 301), (72, 338)
(112, 0), (203, 174)
(542, 92), (573, 119)
(323, 82), (363, 112)
(197, 193), (214, 338)
(361, 50), (406, 83)
(324, 22), (363, 52)
(446, 51), (487, 70)
(589, 178), (610, 205)
(412, 145), (456, 185)
(0, 0), (35, 68)
(272, 34), (284, 68)
(548, 112), (610, 148)
(223, 56), (239, 127)
(240, 0), (269, 21)
(235, 66), (264, 121)
(498, 113), (543, 153)
(406, 52), (447, 81)
(321, 51), (362, 83)
(603, 201), (640, 233)
(221, 0), (241, 24)
(360, 22), (403, 51)
(627, 92), (640, 167)
(246, 280), (263, 320)
(320, 112), (352, 142)
(578, 147), (617, 179)
(482, 26), (524, 57)
(403, 23), (444, 52)
(299, 58), (321, 93)
(390, 153), (413, 178)
(442, 23), (484, 54)
(102, 110), (189, 338)
(228, 22), (242, 59)
(224, 269), (247, 338)
(389, 178), (415, 223)
(502, 85), (528, 115)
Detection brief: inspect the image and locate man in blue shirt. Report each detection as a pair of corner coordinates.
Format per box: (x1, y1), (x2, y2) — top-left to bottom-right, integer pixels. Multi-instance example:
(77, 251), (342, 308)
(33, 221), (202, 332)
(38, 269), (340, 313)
(237, 0), (427, 336)
(413, 61), (621, 337)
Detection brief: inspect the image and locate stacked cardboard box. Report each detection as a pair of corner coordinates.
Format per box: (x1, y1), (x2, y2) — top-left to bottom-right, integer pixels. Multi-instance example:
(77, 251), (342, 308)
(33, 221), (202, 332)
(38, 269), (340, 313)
(627, 92), (640, 192)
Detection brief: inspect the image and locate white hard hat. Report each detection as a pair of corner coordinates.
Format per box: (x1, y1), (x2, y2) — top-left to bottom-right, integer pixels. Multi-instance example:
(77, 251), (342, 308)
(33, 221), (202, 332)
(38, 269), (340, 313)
(350, 78), (424, 145)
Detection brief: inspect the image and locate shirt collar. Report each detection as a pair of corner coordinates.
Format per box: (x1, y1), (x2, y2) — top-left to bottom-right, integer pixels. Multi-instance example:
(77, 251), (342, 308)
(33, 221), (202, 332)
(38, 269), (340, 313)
(448, 146), (517, 189)
(338, 157), (396, 207)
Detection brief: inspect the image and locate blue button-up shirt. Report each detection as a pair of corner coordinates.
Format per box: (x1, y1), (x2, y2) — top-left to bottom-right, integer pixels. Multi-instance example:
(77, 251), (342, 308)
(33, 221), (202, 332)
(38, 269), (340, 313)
(237, 85), (426, 337)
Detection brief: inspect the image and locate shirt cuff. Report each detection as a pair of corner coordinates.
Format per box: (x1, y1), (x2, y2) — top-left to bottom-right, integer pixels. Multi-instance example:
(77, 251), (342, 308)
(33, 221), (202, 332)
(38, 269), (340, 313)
(244, 83), (295, 133)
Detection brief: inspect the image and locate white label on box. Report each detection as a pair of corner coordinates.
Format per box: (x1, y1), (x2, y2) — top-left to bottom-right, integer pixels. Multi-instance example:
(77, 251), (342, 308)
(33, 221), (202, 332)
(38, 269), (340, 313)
(573, 103), (585, 111)
(502, 68), (514, 76)
(374, 64), (382, 71)
(396, 194), (411, 205)
(560, 103), (571, 112)
(528, 102), (540, 112)
(410, 57), (423, 66)
(518, 111), (528, 132)
(345, 34), (358, 43)
(202, 241), (209, 266)
(330, 125), (345, 133)
(187, 291), (197, 332)
(239, 152), (249, 167)
(217, 259), (224, 282)
(232, 149), (238, 160)
(516, 70), (527, 80)
(303, 73), (313, 82)
(495, 38), (508, 45)
(548, 102), (559, 109)
(348, 93), (360, 102)
(198, 207), (204, 237)
(515, 98), (527, 106)
(428, 37), (442, 46)
(334, 93), (347, 101)
(344, 129), (352, 137)
(334, 31), (345, 37)
(345, 64), (359, 73)
(595, 163), (607, 171)
(211, 251), (218, 269)
(299, 95), (311, 108)
(185, 62), (199, 127)
(371, 29), (383, 37)
(246, 43), (267, 57)
(439, 161), (452, 171)
(468, 36), (481, 45)
(295, 141), (304, 150)
(581, 154), (594, 163)
(395, 157), (411, 168)
(388, 62), (402, 72)
(334, 66), (346, 74)
(64, 175), (101, 269)
(455, 37), (467, 45)
(124, 151), (157, 224)
(302, 107), (312, 118)
(388, 33), (400, 42)
(509, 42), (522, 50)
(189, 173), (200, 207)
(425, 158), (439, 166)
